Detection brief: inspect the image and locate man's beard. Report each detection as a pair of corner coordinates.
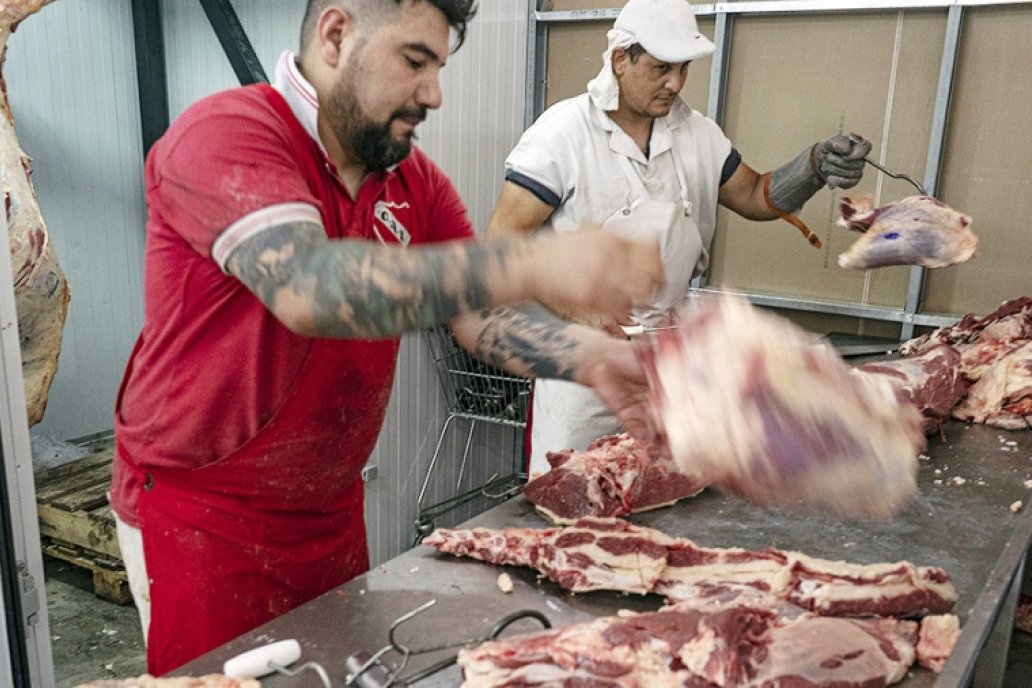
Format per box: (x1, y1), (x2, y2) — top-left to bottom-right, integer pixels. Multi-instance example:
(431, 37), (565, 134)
(329, 66), (426, 172)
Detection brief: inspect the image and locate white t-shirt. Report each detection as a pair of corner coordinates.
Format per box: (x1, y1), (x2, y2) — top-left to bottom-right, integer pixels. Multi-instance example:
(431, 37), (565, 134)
(505, 94), (735, 277)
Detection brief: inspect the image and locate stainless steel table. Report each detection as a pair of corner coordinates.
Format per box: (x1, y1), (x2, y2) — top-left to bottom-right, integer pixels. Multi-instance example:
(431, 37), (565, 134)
(179, 422), (1032, 687)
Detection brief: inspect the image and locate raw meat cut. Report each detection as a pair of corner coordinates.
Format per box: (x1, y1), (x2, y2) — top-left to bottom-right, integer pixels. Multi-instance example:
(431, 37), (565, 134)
(74, 677), (259, 688)
(2, 0), (70, 426)
(457, 602), (922, 687)
(854, 344), (971, 434)
(659, 541), (956, 618)
(645, 294), (924, 517)
(900, 297), (1032, 363)
(425, 518), (958, 618)
(899, 297), (1032, 430)
(425, 517), (674, 595)
(522, 433), (704, 524)
(916, 614), (961, 672)
(952, 341), (1032, 430)
(836, 194), (976, 270)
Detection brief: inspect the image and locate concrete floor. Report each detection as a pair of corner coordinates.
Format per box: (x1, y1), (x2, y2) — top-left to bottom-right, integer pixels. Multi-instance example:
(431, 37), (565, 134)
(42, 554), (1032, 686)
(44, 557), (145, 688)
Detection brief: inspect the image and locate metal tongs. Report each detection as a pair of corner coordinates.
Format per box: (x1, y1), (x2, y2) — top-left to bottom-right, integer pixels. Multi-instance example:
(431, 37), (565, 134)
(345, 599), (551, 687)
(850, 133), (928, 196)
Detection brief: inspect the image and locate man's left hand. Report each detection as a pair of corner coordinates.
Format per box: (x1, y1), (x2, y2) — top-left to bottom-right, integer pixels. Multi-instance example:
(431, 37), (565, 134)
(813, 134), (872, 190)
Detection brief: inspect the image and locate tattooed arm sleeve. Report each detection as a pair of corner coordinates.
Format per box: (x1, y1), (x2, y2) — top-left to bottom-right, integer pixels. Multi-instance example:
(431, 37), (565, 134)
(449, 305), (604, 382)
(224, 221), (531, 339)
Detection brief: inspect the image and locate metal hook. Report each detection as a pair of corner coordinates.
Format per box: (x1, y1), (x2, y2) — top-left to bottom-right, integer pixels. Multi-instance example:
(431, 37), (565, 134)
(849, 133), (928, 196)
(345, 600), (552, 687)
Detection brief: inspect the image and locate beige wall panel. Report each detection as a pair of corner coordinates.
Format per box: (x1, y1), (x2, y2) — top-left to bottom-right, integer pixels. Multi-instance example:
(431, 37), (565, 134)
(923, 6), (1032, 316)
(551, 0), (626, 9)
(771, 309), (901, 340)
(709, 11), (946, 316)
(545, 19), (714, 109)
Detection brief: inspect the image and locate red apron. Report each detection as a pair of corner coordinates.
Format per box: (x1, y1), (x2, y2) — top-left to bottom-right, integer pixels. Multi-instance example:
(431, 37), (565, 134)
(119, 84), (400, 675)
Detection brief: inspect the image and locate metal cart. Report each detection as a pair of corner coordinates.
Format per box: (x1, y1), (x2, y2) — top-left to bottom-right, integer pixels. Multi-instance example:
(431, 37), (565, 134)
(413, 325), (532, 543)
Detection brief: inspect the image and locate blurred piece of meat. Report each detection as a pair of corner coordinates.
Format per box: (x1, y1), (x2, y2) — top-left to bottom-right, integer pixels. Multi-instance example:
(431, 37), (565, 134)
(522, 433), (703, 524)
(457, 603), (924, 687)
(854, 345), (970, 434)
(2, 0), (70, 426)
(645, 294), (924, 518)
(836, 194), (976, 270)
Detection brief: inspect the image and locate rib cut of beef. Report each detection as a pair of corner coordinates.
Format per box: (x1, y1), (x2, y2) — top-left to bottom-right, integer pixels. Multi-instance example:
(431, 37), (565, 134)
(523, 433), (704, 524)
(457, 601), (955, 687)
(425, 518), (957, 618)
(836, 194), (976, 270)
(644, 294), (924, 517)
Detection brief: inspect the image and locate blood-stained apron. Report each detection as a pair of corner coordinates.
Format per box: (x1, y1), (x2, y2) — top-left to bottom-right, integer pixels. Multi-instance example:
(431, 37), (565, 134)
(529, 148), (704, 475)
(117, 84), (400, 675)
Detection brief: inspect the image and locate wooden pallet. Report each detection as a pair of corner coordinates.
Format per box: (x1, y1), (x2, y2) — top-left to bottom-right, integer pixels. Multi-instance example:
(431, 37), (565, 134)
(35, 446), (132, 604)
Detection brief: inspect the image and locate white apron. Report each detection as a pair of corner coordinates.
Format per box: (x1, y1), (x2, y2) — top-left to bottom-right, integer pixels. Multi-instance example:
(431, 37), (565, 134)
(529, 150), (705, 476)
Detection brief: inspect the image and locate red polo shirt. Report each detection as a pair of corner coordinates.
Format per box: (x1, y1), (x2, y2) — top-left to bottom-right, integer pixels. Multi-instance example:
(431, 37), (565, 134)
(111, 77), (473, 527)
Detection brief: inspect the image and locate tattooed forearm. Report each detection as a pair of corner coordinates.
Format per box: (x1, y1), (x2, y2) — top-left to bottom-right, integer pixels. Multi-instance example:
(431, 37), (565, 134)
(467, 304), (584, 381)
(226, 222), (529, 338)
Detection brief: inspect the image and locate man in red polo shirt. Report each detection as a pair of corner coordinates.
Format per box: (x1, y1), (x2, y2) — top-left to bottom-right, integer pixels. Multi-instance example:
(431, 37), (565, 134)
(110, 0), (663, 674)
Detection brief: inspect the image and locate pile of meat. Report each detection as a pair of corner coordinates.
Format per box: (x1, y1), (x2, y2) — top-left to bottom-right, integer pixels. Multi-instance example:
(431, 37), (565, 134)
(426, 518), (960, 686)
(858, 297), (1032, 432)
(522, 433), (703, 524)
(644, 294), (925, 518)
(836, 194), (976, 270)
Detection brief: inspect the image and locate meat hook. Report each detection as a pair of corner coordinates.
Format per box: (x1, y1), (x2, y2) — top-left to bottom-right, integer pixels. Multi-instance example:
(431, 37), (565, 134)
(345, 599), (552, 687)
(849, 133), (928, 196)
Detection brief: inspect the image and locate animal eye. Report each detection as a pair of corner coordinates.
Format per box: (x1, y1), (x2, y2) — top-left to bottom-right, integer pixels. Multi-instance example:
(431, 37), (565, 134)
(882, 232), (901, 240)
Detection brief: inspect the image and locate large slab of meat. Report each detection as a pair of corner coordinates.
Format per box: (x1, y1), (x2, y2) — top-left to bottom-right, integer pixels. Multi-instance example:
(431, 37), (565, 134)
(900, 297), (1032, 430)
(644, 294), (924, 518)
(424, 517), (957, 618)
(854, 344), (971, 434)
(522, 433), (704, 524)
(836, 194), (977, 270)
(458, 600), (957, 687)
(3, 0), (70, 427)
(952, 341), (1032, 430)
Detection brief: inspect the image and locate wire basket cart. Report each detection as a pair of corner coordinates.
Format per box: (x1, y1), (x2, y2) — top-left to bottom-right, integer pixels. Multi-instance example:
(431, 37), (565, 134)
(414, 324), (532, 544)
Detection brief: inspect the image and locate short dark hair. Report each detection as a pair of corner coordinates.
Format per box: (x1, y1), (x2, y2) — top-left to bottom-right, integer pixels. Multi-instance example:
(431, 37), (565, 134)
(300, 0), (478, 54)
(624, 43), (647, 63)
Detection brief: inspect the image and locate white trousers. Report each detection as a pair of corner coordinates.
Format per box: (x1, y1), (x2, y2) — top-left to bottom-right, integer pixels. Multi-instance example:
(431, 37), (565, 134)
(113, 511), (151, 645)
(529, 378), (622, 476)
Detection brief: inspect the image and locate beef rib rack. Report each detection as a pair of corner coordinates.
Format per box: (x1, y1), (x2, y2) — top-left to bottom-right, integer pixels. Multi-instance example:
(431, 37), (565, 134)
(836, 194), (976, 270)
(522, 433), (704, 524)
(424, 517), (957, 619)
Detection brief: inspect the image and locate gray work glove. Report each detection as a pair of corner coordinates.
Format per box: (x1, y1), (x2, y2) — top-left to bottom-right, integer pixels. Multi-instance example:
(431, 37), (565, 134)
(768, 134), (872, 214)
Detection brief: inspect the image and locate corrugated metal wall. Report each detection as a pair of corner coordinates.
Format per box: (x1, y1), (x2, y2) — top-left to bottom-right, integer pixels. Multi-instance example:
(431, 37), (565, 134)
(6, 0), (530, 565)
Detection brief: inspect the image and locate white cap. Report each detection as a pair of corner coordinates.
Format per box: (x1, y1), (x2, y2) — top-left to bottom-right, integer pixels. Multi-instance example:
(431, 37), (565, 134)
(613, 0), (715, 64)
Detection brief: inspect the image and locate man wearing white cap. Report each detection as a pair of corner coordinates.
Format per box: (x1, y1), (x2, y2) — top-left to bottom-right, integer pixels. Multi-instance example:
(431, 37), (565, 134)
(486, 0), (873, 475)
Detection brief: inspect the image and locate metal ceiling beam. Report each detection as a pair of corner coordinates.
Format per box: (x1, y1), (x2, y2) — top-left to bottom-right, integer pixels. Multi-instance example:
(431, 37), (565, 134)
(198, 0), (268, 85)
(130, 0), (170, 156)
